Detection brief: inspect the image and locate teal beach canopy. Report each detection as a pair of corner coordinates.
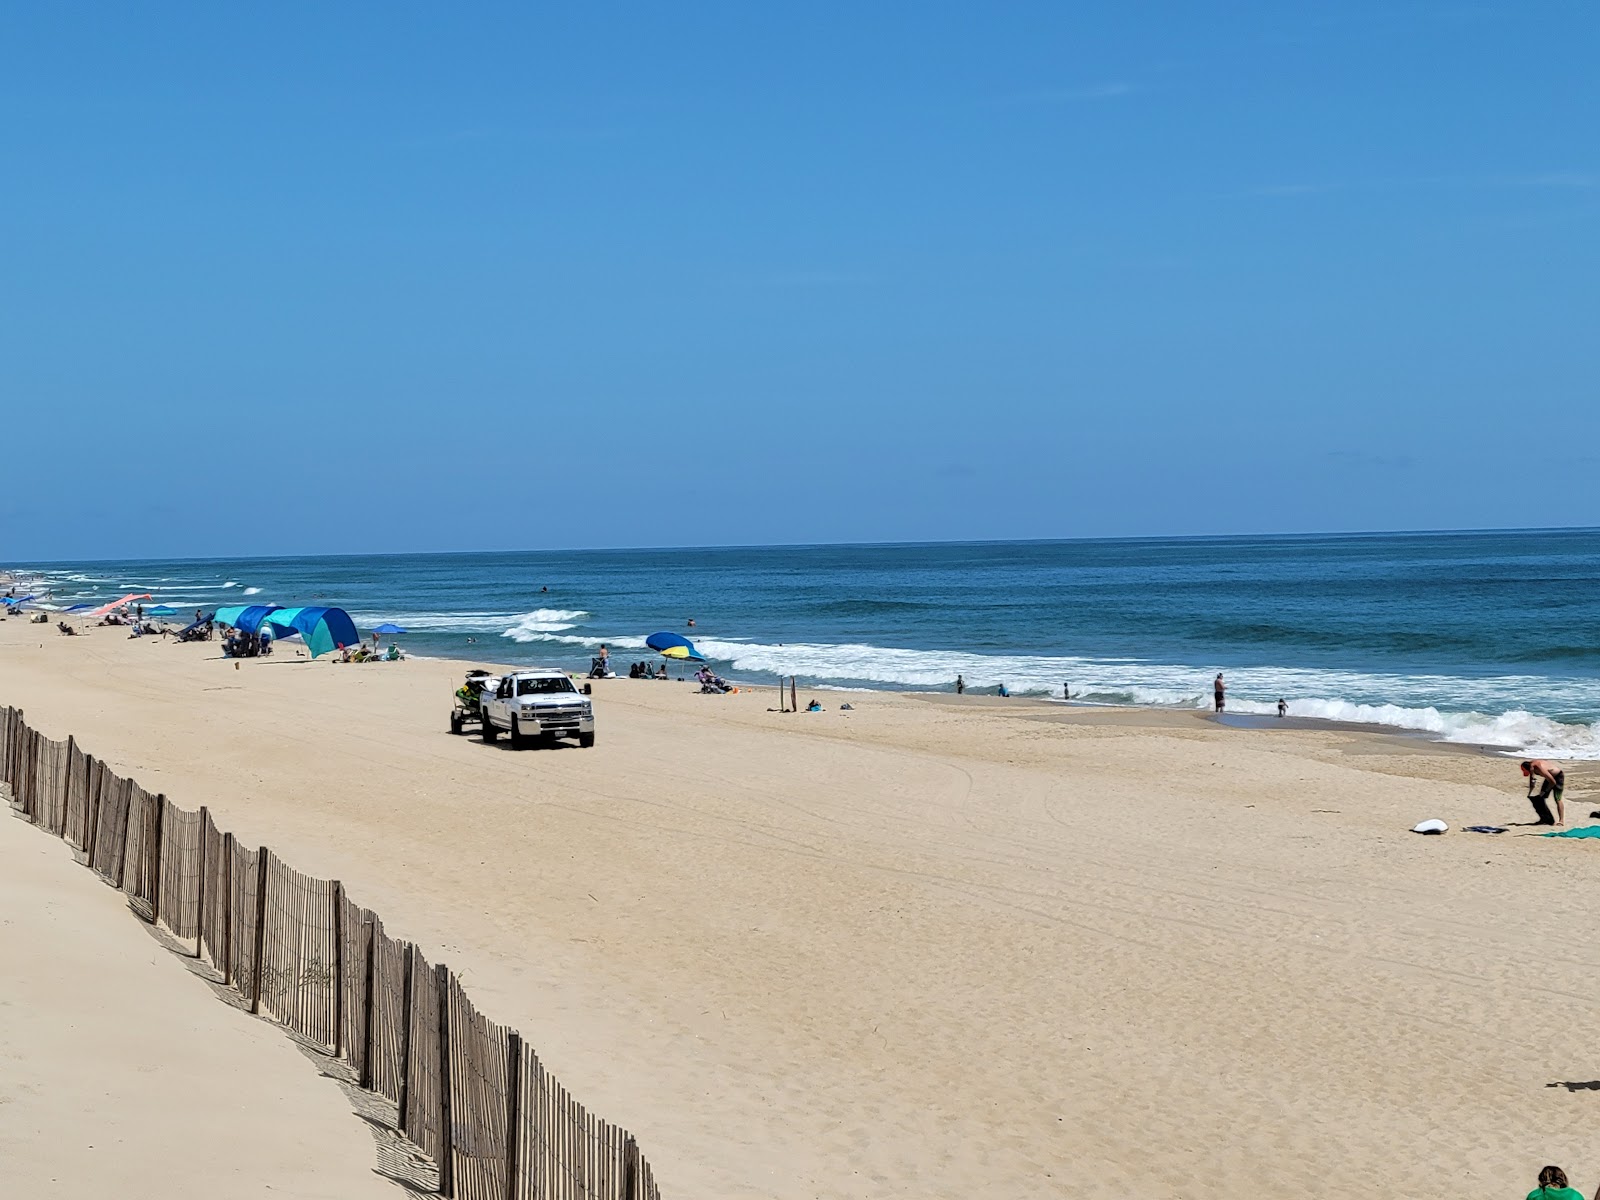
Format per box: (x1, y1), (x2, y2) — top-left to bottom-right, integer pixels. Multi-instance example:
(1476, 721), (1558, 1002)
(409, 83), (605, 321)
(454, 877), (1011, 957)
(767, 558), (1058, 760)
(261, 606), (360, 659)
(214, 604), (282, 633)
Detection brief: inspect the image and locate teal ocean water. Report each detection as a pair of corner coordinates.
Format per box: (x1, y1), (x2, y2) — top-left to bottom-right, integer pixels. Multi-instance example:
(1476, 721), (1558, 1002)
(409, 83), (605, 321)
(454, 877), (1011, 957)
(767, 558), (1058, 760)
(10, 530), (1600, 756)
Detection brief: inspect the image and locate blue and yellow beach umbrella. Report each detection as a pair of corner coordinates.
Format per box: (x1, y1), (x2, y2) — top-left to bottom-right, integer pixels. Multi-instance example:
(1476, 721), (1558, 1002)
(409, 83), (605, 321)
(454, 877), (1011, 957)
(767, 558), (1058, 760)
(646, 631), (705, 662)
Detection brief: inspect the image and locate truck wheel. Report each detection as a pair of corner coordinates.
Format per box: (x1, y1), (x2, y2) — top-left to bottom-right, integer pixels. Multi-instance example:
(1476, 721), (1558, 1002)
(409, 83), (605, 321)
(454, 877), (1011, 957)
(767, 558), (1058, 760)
(481, 717), (499, 743)
(510, 718), (527, 749)
(579, 732), (596, 748)
(450, 713), (463, 735)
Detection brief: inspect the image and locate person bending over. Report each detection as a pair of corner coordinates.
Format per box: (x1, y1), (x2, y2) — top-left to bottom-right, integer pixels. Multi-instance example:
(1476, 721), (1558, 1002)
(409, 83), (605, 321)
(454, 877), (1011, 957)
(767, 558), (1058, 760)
(1522, 759), (1566, 826)
(1526, 1164), (1585, 1200)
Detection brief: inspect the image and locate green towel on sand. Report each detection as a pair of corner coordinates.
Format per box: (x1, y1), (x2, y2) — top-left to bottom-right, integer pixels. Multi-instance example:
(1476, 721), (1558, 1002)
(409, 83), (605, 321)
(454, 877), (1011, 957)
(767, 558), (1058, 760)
(1543, 825), (1600, 838)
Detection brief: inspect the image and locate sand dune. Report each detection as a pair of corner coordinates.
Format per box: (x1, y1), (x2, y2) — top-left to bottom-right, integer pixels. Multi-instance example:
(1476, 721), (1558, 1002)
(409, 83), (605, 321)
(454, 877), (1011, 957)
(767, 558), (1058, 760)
(2, 616), (1596, 1197)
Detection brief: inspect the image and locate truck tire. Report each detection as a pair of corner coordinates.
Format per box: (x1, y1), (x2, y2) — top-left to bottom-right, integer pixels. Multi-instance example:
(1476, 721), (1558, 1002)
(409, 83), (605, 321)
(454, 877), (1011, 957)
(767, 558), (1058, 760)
(579, 732), (596, 748)
(481, 716), (499, 743)
(510, 718), (527, 749)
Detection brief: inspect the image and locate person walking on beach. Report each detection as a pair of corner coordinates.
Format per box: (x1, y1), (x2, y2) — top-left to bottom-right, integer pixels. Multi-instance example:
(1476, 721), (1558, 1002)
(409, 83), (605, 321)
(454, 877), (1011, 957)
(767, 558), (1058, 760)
(1522, 759), (1566, 826)
(1525, 1164), (1584, 1200)
(1213, 673), (1226, 713)
(955, 674), (965, 696)
(1277, 698), (1288, 718)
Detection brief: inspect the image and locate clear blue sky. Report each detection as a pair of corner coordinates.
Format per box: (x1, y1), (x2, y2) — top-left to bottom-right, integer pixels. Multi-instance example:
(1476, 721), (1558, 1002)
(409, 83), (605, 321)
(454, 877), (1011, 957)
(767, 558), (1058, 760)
(3, 3), (1595, 560)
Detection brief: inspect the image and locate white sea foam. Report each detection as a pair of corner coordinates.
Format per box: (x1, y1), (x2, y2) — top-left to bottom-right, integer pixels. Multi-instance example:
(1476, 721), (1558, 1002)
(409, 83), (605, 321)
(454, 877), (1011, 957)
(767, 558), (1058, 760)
(222, 581), (238, 588)
(342, 608), (594, 637)
(501, 629), (649, 650)
(644, 636), (1600, 758)
(242, 587), (262, 595)
(349, 610), (521, 633)
(498, 610), (593, 640)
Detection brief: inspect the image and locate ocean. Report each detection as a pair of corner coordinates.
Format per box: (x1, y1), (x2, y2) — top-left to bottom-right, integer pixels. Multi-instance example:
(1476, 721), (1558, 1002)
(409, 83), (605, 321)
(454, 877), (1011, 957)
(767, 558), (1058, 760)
(9, 529), (1600, 757)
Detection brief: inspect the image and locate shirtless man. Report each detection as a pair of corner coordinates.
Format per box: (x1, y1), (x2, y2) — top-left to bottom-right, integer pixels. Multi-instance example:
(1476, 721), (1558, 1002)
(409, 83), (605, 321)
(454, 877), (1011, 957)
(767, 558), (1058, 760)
(1213, 673), (1226, 713)
(1522, 759), (1566, 826)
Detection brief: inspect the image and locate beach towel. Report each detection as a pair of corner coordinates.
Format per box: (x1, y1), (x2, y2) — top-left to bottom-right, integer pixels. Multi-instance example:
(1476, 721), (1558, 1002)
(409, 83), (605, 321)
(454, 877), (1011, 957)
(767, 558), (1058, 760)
(1463, 825), (1508, 834)
(1411, 819), (1448, 835)
(1542, 825), (1600, 839)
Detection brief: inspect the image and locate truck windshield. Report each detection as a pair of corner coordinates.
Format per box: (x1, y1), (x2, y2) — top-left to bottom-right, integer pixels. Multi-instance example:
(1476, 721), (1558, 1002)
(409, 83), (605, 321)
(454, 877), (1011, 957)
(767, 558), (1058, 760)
(516, 677), (577, 696)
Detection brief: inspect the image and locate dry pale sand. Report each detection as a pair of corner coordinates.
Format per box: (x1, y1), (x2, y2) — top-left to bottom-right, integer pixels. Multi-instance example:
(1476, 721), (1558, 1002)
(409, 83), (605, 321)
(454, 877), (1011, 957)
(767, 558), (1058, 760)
(0, 784), (399, 1199)
(3, 615), (1599, 1198)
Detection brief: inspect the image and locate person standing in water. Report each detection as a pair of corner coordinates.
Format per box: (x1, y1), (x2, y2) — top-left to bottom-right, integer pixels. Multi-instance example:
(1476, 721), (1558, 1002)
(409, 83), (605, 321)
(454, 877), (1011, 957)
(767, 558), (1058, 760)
(1213, 673), (1226, 713)
(1522, 759), (1566, 826)
(1277, 698), (1288, 718)
(955, 674), (965, 696)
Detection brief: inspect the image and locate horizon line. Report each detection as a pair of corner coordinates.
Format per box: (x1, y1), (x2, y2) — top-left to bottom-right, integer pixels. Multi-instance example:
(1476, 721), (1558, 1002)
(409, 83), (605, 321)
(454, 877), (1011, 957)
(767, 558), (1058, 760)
(7, 522), (1600, 568)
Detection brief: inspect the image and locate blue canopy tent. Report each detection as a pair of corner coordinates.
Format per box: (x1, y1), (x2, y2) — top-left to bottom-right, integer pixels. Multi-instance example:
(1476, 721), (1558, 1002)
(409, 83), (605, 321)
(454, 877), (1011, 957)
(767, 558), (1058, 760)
(372, 622), (407, 635)
(1, 594), (36, 608)
(175, 611), (216, 638)
(214, 604), (282, 633)
(261, 606), (361, 659)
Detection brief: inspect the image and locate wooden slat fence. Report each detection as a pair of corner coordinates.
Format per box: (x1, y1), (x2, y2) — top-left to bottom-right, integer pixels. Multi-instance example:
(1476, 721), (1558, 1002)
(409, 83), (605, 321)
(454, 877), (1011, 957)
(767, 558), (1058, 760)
(0, 706), (664, 1200)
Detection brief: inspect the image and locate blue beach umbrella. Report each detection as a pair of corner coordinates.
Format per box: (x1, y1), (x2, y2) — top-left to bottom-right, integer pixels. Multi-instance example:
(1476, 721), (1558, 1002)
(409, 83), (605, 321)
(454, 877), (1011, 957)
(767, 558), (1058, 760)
(147, 605), (178, 617)
(372, 622), (407, 635)
(646, 630), (705, 661)
(63, 603), (93, 613)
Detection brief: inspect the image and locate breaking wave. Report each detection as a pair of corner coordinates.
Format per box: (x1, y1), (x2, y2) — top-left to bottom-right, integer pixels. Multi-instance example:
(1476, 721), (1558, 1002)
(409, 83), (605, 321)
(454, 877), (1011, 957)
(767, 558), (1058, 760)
(499, 609), (591, 640)
(501, 629), (649, 650)
(662, 637), (1600, 758)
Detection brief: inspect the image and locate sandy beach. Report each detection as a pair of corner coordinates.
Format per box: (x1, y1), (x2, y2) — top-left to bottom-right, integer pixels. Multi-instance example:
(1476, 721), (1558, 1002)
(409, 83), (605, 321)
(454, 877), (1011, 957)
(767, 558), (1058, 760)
(0, 772), (400, 1199)
(4, 614), (1598, 1197)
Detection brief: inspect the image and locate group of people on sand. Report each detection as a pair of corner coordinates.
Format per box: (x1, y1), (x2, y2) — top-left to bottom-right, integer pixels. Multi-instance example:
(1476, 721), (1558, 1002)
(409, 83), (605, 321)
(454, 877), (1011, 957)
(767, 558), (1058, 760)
(696, 666), (733, 694)
(628, 661), (668, 679)
(338, 635), (401, 663)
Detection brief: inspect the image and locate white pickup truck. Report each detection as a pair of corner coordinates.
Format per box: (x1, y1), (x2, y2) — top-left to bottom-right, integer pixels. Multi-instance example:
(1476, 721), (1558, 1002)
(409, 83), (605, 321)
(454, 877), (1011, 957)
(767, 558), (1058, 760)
(479, 669), (596, 748)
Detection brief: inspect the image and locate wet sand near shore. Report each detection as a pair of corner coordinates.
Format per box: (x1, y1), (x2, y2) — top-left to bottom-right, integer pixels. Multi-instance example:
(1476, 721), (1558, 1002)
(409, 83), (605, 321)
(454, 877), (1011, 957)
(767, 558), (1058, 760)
(3, 614), (1599, 1198)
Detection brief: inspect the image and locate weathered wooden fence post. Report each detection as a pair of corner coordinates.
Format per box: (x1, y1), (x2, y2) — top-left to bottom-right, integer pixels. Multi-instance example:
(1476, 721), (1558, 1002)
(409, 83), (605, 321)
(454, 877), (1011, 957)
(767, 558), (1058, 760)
(194, 806), (209, 958)
(331, 881), (345, 1057)
(63, 736), (77, 842)
(115, 774), (131, 891)
(624, 1133), (641, 1200)
(149, 795), (167, 924)
(398, 945), (416, 1126)
(505, 1031), (523, 1200)
(436, 963), (455, 1198)
(222, 832), (235, 984)
(83, 755), (101, 861)
(250, 845), (270, 1015)
(360, 920), (378, 1090)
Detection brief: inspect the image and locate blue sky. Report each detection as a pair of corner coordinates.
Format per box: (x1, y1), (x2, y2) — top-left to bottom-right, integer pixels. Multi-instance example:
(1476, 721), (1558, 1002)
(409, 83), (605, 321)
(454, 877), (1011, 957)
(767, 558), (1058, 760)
(2, 3), (1596, 559)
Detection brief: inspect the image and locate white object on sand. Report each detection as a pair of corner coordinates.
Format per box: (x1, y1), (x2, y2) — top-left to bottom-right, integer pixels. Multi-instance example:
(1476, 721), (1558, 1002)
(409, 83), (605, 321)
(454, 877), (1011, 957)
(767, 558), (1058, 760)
(1411, 819), (1448, 835)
